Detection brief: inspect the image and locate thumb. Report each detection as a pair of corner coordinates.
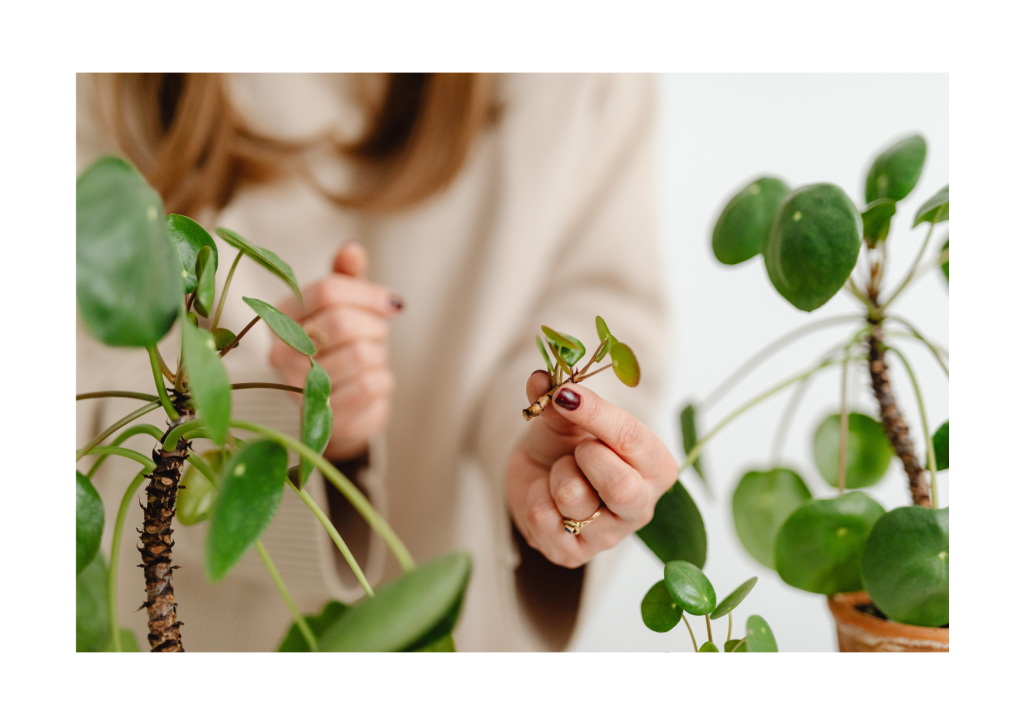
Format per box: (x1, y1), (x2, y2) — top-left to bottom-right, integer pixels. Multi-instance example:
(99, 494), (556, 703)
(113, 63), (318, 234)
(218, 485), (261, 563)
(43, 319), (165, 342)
(333, 240), (368, 278)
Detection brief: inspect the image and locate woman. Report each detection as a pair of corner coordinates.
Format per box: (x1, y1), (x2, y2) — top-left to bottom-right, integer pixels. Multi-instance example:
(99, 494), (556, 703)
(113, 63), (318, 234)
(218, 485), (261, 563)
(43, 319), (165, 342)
(76, 73), (677, 651)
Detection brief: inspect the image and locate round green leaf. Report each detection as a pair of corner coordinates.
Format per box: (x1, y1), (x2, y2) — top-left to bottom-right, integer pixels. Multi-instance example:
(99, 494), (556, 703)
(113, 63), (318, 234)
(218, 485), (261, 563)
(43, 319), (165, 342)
(933, 420), (949, 471)
(664, 560), (716, 616)
(710, 576), (758, 620)
(192, 245), (216, 318)
(242, 296), (316, 356)
(861, 506), (948, 627)
(813, 412), (893, 489)
(205, 439), (287, 582)
(76, 471), (104, 575)
(76, 156), (181, 347)
(542, 326), (586, 367)
(699, 641), (719, 652)
(636, 480), (707, 568)
(76, 553), (110, 652)
(775, 492), (885, 595)
(178, 450), (225, 526)
(167, 213), (218, 294)
(212, 328), (238, 351)
(913, 185), (949, 228)
(640, 580), (682, 633)
(861, 198), (896, 246)
(724, 639), (747, 653)
(731, 468), (812, 569)
(181, 318), (231, 445)
(535, 334), (554, 374)
(940, 238), (949, 282)
(744, 615), (778, 652)
(610, 342), (640, 387)
(712, 176), (791, 265)
(300, 360), (334, 485)
(319, 551), (472, 652)
(763, 183), (862, 312)
(277, 600), (349, 652)
(595, 315), (618, 347)
(679, 403), (707, 488)
(215, 226), (303, 303)
(865, 134), (927, 203)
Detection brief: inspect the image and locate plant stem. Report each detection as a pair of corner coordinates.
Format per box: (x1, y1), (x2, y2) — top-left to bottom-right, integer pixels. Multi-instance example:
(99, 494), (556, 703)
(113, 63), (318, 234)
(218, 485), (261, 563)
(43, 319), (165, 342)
(232, 382), (305, 395)
(888, 346), (940, 508)
(574, 363), (612, 383)
(76, 390), (158, 403)
(680, 612), (698, 653)
(211, 250), (244, 330)
(82, 446), (156, 473)
(886, 315), (948, 376)
(108, 469), (147, 653)
(679, 356), (861, 478)
(152, 345), (175, 383)
(229, 419), (415, 572)
(87, 424), (165, 478)
(290, 484), (375, 597)
(727, 612), (732, 642)
(844, 279), (877, 314)
(76, 401), (163, 462)
(837, 348), (852, 495)
(705, 614), (713, 644)
(702, 315), (862, 409)
(255, 540), (319, 651)
(147, 346), (180, 420)
(883, 218), (938, 309)
(162, 419), (209, 451)
(727, 637), (747, 653)
(219, 315), (261, 358)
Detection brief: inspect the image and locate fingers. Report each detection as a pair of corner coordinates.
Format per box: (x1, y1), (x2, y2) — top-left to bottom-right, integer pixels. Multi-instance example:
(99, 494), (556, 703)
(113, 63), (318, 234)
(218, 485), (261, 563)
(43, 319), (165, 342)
(549, 455), (601, 521)
(574, 438), (650, 524)
(551, 382), (678, 483)
(523, 370), (591, 468)
(333, 241), (368, 278)
(303, 307), (389, 353)
(278, 274), (403, 321)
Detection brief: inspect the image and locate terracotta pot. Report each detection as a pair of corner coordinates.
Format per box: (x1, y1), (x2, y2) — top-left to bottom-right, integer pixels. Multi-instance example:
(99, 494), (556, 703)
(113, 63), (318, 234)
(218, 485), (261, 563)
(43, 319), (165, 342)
(827, 592), (948, 652)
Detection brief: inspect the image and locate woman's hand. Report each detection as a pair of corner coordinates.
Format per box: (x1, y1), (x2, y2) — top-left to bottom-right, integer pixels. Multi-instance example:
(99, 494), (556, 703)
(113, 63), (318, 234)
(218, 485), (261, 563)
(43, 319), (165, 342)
(270, 242), (403, 461)
(506, 370), (678, 568)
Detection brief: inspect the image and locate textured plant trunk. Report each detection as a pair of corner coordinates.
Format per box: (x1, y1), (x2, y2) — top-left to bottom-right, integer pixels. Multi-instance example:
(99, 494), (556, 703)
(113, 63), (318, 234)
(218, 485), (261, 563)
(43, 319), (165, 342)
(867, 329), (932, 508)
(140, 406), (193, 652)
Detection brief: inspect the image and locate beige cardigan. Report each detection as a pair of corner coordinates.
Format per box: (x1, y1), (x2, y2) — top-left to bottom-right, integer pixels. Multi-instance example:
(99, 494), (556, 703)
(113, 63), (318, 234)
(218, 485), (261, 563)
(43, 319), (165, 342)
(76, 73), (669, 651)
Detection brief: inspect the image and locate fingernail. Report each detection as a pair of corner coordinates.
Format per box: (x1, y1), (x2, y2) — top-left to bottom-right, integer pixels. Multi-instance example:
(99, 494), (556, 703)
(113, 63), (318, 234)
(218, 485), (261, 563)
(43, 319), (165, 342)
(388, 294), (404, 311)
(554, 388), (581, 411)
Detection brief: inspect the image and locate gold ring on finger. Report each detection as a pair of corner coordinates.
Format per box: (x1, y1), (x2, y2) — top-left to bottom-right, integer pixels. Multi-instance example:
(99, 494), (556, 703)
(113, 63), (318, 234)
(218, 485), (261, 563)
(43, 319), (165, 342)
(563, 510), (600, 535)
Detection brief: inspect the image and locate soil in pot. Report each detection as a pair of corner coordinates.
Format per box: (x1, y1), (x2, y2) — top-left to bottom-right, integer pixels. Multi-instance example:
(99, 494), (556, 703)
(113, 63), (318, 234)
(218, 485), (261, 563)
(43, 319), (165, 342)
(827, 592), (948, 652)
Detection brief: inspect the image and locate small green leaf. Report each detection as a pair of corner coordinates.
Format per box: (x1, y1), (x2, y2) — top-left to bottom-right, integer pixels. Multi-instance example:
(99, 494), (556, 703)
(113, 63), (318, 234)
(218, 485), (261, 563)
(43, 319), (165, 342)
(277, 600), (349, 652)
(300, 360), (334, 486)
(167, 213), (218, 294)
(593, 336), (613, 364)
(215, 226), (303, 303)
(636, 480), (707, 568)
(178, 450), (225, 526)
(732, 468), (812, 569)
(541, 326), (586, 367)
(212, 328), (238, 351)
(187, 311), (199, 328)
(861, 198), (897, 246)
(744, 615), (778, 652)
(595, 316), (618, 345)
(764, 183), (863, 312)
(640, 580), (682, 633)
(76, 157), (181, 347)
(933, 420), (949, 471)
(861, 506), (948, 627)
(319, 551), (472, 652)
(699, 641), (719, 652)
(710, 576), (758, 620)
(724, 639), (747, 653)
(76, 554), (110, 652)
(712, 176), (791, 265)
(243, 296), (316, 356)
(775, 492), (885, 595)
(664, 560), (716, 616)
(76, 471), (104, 574)
(550, 342), (574, 377)
(940, 238), (949, 282)
(865, 134), (927, 203)
(535, 334), (554, 375)
(680, 403), (707, 488)
(813, 412), (893, 489)
(913, 185), (949, 228)
(181, 318), (231, 445)
(610, 342), (640, 387)
(205, 439), (287, 582)
(414, 634), (457, 652)
(192, 246), (216, 318)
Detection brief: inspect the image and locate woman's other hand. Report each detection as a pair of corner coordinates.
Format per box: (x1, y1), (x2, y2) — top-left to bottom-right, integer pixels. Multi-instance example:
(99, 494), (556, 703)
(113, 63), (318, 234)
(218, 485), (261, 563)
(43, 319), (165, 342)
(506, 371), (678, 568)
(270, 242), (403, 460)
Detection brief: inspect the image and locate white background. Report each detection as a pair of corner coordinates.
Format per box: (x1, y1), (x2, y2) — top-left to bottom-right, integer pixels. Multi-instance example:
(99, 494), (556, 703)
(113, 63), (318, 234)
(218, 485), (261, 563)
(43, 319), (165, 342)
(572, 73), (949, 652)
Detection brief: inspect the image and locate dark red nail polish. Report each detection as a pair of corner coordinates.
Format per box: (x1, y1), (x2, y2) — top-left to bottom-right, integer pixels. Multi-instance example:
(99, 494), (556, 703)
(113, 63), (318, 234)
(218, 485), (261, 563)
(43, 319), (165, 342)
(388, 295), (404, 311)
(554, 388), (581, 411)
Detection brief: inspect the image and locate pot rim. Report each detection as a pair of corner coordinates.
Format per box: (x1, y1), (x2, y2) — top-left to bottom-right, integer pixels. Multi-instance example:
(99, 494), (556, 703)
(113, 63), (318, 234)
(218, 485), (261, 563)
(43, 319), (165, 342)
(827, 591), (949, 644)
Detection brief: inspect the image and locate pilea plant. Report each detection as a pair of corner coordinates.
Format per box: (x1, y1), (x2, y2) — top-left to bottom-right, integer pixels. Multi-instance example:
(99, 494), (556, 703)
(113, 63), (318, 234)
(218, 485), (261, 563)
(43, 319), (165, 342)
(675, 133), (949, 645)
(76, 156), (471, 653)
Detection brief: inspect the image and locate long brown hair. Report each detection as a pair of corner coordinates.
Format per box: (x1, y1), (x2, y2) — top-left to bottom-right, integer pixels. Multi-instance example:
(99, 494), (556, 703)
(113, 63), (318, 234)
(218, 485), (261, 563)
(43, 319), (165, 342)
(93, 73), (495, 217)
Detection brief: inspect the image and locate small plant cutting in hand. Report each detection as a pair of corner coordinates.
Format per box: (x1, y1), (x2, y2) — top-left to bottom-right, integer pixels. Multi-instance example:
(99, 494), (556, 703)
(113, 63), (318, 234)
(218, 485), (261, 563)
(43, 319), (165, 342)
(76, 156), (471, 653)
(676, 133), (948, 651)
